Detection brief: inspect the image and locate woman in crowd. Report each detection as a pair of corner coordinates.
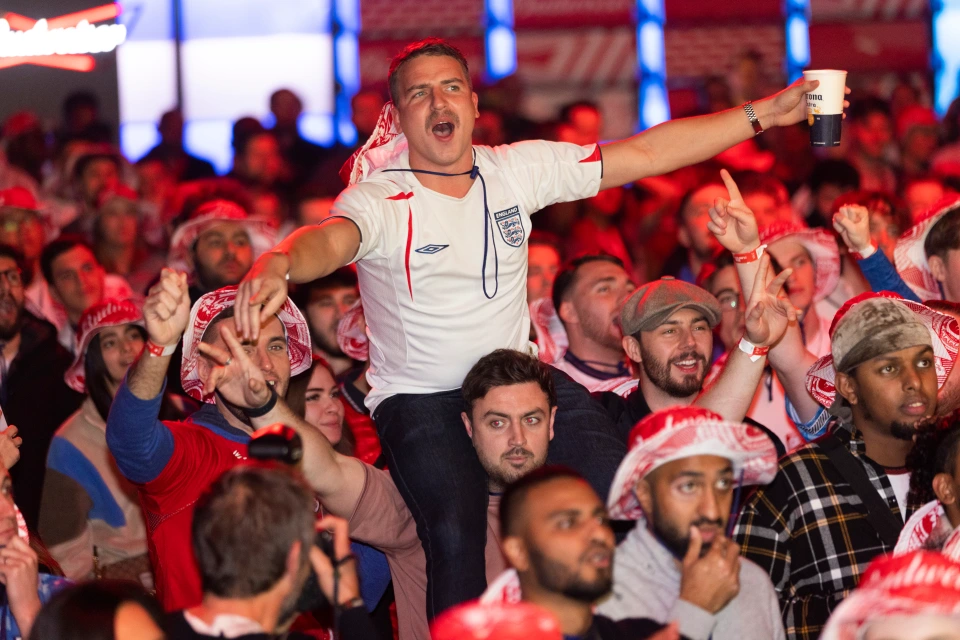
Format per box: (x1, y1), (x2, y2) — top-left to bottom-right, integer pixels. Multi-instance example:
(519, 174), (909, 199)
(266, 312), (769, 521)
(37, 299), (172, 586)
(287, 356), (355, 455)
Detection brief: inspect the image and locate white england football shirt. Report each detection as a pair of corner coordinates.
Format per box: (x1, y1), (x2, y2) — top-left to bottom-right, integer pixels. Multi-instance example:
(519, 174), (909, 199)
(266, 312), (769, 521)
(331, 140), (603, 411)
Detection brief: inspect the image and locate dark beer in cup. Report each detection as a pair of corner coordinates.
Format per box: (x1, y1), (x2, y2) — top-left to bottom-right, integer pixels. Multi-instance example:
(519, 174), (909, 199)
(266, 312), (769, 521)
(803, 69), (847, 147)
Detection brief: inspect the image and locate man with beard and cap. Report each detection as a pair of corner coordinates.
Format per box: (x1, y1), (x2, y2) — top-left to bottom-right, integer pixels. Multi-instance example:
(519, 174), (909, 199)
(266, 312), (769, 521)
(597, 407), (785, 640)
(549, 255), (635, 389)
(293, 268), (360, 376)
(105, 269), (321, 611)
(0, 245), (83, 530)
(497, 466), (682, 640)
(271, 348), (560, 640)
(733, 292), (957, 640)
(595, 253), (795, 450)
(237, 36), (837, 618)
(168, 199), (277, 305)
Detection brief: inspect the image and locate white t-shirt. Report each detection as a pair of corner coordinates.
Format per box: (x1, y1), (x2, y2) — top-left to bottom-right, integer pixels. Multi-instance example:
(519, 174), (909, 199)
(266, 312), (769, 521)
(333, 141), (603, 411)
(887, 470), (912, 516)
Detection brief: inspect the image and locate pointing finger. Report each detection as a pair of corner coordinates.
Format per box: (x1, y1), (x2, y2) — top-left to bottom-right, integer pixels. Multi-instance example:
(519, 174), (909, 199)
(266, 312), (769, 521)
(720, 169), (743, 203)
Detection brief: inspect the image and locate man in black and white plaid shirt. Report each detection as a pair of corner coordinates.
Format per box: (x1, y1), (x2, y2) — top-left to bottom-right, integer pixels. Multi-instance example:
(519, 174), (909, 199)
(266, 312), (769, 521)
(733, 293), (959, 640)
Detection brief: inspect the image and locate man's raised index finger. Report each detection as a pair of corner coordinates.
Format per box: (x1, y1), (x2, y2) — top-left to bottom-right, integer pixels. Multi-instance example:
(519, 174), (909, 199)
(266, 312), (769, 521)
(719, 169), (743, 203)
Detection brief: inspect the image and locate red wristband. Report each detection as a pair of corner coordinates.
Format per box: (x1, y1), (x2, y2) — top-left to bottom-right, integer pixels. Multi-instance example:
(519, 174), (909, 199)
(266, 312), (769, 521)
(145, 340), (177, 357)
(733, 244), (766, 264)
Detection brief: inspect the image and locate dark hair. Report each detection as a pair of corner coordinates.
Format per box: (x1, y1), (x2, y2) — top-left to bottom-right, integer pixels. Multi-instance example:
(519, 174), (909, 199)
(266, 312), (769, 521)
(924, 299), (960, 317)
(0, 244), (26, 276)
(697, 250), (736, 291)
(72, 153), (121, 182)
(907, 412), (960, 505)
(28, 580), (164, 640)
(730, 170), (788, 207)
(193, 465), (316, 598)
(462, 349), (557, 418)
(286, 358), (356, 456)
(808, 159), (861, 193)
(62, 91), (99, 118)
(292, 268), (359, 310)
(528, 230), (563, 257)
(388, 38), (471, 103)
(674, 179), (726, 225)
(849, 97), (892, 123)
(86, 326), (147, 421)
(551, 254), (625, 314)
(200, 306), (236, 346)
(923, 208), (960, 261)
(499, 465), (585, 538)
(232, 117), (267, 154)
(40, 235), (95, 285)
(559, 101), (599, 124)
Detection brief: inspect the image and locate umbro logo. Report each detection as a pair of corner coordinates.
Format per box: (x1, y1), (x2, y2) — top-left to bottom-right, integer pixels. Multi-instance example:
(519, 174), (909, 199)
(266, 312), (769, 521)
(415, 244), (449, 255)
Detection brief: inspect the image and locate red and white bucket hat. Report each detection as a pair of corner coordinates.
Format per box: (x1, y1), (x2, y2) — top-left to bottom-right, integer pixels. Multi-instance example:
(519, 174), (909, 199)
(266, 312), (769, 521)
(431, 601), (561, 640)
(759, 221), (841, 302)
(895, 500), (950, 555)
(805, 292), (960, 409)
(480, 569), (522, 606)
(893, 195), (960, 302)
(606, 406), (779, 521)
(167, 199), (277, 278)
(180, 285), (312, 403)
(65, 299), (144, 393)
(943, 527), (960, 563)
(821, 551), (960, 640)
(336, 298), (369, 362)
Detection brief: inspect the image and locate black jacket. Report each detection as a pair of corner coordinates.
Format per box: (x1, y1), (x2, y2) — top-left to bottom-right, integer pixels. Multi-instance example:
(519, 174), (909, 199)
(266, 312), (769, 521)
(5, 311), (84, 530)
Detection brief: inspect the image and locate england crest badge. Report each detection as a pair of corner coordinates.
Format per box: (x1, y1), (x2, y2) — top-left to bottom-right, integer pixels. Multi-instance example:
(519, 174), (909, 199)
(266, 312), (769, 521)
(494, 206), (525, 247)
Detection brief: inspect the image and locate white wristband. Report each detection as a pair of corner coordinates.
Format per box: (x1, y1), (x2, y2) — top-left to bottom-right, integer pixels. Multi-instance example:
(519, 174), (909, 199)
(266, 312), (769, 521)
(738, 337), (770, 363)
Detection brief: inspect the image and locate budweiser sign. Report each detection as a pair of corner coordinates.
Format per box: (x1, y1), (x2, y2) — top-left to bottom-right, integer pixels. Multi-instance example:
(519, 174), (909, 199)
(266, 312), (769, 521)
(0, 4), (126, 72)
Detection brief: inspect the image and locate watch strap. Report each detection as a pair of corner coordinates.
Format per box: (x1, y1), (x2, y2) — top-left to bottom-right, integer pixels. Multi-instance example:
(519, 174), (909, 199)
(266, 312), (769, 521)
(743, 101), (763, 136)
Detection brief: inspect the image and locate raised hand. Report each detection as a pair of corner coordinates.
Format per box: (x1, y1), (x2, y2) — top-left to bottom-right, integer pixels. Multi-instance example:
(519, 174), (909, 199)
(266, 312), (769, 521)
(198, 323), (272, 409)
(707, 169), (760, 255)
(833, 204), (873, 255)
(143, 269), (190, 348)
(744, 253), (797, 347)
(766, 78), (851, 127)
(678, 527), (741, 615)
(235, 251), (289, 342)
(0, 536), (41, 638)
(0, 426), (21, 470)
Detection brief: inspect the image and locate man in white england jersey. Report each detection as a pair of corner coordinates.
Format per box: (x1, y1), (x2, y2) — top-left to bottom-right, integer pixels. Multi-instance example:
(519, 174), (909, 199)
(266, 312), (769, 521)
(236, 38), (835, 619)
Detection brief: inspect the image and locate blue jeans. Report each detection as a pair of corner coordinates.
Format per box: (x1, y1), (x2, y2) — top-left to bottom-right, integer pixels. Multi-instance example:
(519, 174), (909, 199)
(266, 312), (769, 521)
(372, 370), (626, 619)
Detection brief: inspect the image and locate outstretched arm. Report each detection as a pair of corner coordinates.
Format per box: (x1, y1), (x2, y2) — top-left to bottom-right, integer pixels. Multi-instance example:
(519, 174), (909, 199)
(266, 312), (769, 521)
(599, 79), (832, 190)
(235, 217), (361, 341)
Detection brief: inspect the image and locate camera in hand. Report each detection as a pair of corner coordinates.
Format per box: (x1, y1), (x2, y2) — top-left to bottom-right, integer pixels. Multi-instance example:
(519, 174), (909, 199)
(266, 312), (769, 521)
(249, 424), (335, 613)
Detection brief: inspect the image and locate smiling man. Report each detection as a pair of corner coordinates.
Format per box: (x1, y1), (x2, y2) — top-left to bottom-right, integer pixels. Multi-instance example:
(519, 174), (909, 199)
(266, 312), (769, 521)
(734, 293), (952, 640)
(236, 37), (828, 616)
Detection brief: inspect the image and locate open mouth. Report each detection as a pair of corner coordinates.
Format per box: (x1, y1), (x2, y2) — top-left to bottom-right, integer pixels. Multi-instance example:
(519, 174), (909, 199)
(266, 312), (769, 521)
(672, 358), (701, 374)
(431, 121), (454, 140)
(901, 399), (928, 416)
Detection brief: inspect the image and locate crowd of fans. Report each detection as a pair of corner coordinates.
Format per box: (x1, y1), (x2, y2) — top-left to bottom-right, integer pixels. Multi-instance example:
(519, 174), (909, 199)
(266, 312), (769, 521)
(1, 36), (960, 640)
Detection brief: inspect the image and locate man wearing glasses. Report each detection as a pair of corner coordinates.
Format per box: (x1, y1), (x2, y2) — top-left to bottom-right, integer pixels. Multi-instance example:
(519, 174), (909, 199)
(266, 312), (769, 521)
(0, 246), (83, 530)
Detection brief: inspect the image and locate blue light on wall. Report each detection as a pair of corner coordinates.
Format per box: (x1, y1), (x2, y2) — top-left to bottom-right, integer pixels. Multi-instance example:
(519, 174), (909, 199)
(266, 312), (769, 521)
(636, 0), (669, 131)
(333, 0), (361, 145)
(784, 0), (810, 83)
(485, 0), (516, 80)
(932, 0), (960, 116)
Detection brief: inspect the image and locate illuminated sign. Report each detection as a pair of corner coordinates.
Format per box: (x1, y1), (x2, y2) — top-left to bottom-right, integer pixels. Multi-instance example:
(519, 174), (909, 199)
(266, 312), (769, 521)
(0, 4), (126, 72)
